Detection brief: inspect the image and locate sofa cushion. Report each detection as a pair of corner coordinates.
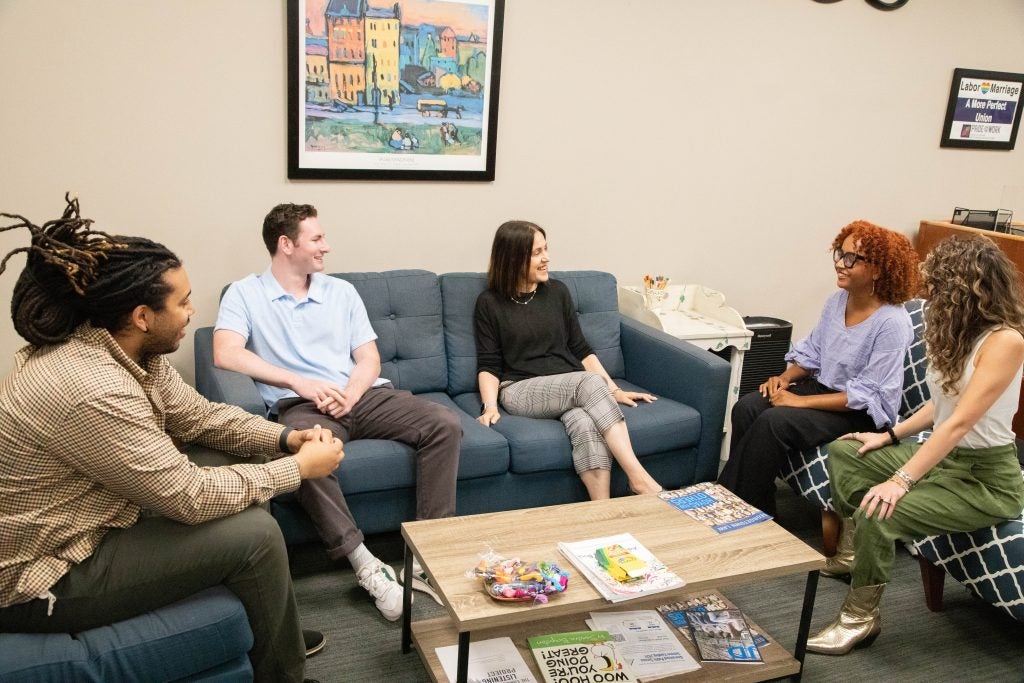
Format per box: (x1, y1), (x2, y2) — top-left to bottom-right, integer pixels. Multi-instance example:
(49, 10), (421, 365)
(335, 270), (447, 394)
(328, 392), (509, 495)
(555, 271), (625, 379)
(440, 272), (488, 396)
(440, 271), (625, 396)
(452, 380), (697, 475)
(0, 586), (252, 683)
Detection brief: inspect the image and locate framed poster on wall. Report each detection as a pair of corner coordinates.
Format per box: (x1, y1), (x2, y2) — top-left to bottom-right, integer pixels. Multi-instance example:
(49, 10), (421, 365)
(940, 68), (1023, 150)
(287, 0), (505, 181)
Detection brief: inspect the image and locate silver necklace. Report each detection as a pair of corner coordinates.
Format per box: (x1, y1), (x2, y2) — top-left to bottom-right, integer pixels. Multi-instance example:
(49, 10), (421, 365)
(510, 289), (537, 305)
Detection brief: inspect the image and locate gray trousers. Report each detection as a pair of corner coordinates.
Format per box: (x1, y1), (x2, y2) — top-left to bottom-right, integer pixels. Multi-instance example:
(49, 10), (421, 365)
(500, 371), (625, 473)
(278, 385), (461, 560)
(0, 506), (305, 683)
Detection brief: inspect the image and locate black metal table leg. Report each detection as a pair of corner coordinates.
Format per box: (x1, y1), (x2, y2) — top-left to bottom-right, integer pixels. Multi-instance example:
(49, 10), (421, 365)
(456, 630), (470, 683)
(401, 544), (414, 654)
(792, 569), (819, 681)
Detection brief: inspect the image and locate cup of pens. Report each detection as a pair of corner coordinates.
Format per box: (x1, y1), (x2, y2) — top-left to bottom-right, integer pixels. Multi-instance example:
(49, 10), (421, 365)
(643, 275), (670, 312)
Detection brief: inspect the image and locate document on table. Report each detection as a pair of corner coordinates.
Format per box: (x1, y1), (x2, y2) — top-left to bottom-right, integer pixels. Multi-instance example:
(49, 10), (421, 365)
(588, 609), (701, 678)
(435, 636), (538, 683)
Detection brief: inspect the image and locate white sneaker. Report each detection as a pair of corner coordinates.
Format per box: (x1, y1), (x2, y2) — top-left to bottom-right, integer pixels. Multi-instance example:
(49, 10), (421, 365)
(356, 559), (406, 621)
(400, 565), (443, 605)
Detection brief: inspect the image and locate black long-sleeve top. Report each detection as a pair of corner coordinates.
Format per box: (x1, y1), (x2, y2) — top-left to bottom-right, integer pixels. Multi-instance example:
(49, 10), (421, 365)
(474, 280), (594, 382)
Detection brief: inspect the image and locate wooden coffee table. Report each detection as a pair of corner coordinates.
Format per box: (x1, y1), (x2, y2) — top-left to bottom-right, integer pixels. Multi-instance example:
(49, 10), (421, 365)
(400, 492), (825, 682)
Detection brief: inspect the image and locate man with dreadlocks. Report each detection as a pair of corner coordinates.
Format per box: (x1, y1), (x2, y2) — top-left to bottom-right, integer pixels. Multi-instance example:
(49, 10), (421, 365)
(214, 203), (461, 621)
(0, 195), (343, 683)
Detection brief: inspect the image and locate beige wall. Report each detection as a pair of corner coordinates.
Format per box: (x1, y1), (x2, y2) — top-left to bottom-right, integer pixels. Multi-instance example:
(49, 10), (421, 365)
(1, 0), (1022, 384)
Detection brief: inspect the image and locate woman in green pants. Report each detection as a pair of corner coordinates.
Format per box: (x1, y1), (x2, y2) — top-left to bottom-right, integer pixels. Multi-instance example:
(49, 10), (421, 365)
(807, 235), (1024, 655)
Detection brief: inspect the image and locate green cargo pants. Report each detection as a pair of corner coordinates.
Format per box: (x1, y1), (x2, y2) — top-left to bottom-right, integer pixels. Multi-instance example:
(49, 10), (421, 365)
(828, 438), (1024, 588)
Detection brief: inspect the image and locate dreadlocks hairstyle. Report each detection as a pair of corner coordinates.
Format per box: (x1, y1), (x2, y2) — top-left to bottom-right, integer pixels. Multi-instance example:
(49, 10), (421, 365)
(0, 193), (182, 346)
(487, 220), (546, 299)
(921, 235), (1024, 395)
(831, 220), (920, 305)
(262, 203), (318, 255)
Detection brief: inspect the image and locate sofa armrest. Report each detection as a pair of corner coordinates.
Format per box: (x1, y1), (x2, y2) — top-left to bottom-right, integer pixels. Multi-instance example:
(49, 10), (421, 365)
(193, 327), (266, 417)
(619, 315), (730, 483)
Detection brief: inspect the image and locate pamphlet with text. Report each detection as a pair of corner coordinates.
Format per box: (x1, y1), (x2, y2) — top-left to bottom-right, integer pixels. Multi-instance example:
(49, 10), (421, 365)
(658, 482), (771, 533)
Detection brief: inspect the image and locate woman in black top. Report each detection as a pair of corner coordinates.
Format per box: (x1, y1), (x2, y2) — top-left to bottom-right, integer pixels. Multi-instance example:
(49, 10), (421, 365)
(474, 220), (662, 499)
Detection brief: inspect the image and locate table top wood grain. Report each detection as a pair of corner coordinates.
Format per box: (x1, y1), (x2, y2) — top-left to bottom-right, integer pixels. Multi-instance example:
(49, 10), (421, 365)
(402, 492), (825, 633)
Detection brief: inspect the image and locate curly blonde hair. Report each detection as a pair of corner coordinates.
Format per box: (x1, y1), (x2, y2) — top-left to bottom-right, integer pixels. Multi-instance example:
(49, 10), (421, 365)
(922, 235), (1024, 394)
(831, 220), (920, 305)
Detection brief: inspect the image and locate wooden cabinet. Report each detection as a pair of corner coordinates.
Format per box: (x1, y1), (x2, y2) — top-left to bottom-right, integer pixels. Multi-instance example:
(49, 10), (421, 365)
(915, 220), (1024, 439)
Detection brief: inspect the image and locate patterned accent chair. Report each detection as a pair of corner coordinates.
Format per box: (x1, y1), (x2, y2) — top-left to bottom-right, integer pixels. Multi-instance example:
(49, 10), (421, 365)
(913, 470), (1024, 622)
(778, 299), (1024, 622)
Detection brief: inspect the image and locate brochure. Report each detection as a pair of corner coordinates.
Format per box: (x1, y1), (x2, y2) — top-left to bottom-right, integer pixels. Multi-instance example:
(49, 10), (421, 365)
(658, 482), (771, 533)
(657, 592), (770, 648)
(587, 609), (701, 678)
(435, 636), (538, 683)
(527, 630), (637, 683)
(557, 533), (684, 602)
(685, 609), (763, 664)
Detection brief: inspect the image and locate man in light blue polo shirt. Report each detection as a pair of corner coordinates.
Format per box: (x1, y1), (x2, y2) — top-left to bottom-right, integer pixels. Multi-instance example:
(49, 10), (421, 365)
(213, 203), (460, 621)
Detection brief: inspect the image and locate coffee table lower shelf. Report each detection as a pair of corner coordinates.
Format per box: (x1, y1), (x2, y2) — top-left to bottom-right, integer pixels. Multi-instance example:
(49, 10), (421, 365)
(410, 606), (801, 683)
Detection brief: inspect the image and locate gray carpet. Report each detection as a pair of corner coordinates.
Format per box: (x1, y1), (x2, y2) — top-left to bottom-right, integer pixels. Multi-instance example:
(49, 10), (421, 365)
(291, 484), (1024, 682)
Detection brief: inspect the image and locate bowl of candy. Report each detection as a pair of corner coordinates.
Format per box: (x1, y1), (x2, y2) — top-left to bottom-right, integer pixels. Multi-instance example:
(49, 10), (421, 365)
(471, 553), (570, 604)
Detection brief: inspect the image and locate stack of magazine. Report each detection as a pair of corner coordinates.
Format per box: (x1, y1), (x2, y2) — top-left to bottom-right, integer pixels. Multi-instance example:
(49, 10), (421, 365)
(557, 532), (684, 602)
(658, 592), (767, 665)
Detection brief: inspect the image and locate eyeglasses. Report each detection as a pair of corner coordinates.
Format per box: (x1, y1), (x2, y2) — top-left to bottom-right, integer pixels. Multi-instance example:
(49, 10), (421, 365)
(832, 248), (871, 268)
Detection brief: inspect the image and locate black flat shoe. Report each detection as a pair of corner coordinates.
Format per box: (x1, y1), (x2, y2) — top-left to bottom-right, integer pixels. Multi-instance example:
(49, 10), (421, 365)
(303, 629), (326, 658)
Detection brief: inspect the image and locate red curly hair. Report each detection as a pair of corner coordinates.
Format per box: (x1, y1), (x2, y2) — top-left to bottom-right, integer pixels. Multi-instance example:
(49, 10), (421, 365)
(831, 220), (920, 305)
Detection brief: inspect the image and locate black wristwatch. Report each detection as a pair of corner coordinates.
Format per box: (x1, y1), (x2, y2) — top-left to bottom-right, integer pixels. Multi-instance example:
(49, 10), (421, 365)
(885, 426), (899, 446)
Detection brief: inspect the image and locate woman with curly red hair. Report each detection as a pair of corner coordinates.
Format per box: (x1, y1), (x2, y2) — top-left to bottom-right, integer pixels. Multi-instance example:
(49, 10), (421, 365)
(807, 234), (1024, 655)
(718, 220), (920, 520)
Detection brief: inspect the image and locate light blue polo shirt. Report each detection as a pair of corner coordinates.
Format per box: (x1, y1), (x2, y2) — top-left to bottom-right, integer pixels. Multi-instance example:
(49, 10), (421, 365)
(215, 268), (385, 411)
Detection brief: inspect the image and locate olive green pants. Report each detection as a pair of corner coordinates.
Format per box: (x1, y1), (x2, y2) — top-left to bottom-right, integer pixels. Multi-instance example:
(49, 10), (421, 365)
(828, 438), (1024, 588)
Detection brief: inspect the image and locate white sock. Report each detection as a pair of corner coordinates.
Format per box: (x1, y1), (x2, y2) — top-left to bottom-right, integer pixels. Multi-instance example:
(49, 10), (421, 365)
(347, 544), (377, 573)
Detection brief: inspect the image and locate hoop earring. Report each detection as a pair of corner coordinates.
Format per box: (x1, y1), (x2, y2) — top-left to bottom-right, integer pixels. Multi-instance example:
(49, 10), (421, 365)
(871, 279), (876, 296)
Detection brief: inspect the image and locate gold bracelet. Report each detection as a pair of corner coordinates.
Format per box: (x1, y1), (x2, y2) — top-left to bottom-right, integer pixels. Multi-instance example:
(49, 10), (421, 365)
(888, 475), (910, 492)
(891, 468), (917, 490)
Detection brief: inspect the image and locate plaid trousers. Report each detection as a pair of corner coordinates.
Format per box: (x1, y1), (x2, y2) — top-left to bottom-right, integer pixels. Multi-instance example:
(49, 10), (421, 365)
(500, 371), (624, 473)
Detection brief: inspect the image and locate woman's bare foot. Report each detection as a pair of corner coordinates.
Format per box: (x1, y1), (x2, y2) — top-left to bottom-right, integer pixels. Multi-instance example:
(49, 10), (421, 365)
(628, 475), (663, 495)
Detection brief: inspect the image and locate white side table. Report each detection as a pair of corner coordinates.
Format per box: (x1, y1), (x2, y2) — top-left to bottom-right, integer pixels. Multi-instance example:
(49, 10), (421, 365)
(618, 284), (752, 461)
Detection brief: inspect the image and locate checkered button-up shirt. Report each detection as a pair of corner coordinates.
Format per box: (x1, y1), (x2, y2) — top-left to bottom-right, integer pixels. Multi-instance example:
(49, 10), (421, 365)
(0, 324), (301, 608)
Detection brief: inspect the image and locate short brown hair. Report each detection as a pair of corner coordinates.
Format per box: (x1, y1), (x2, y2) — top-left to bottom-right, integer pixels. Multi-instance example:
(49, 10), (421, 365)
(831, 220), (920, 305)
(262, 203), (317, 255)
(486, 220), (545, 298)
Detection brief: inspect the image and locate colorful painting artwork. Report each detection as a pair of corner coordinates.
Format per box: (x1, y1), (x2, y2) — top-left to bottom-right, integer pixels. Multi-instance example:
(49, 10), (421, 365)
(287, 0), (504, 180)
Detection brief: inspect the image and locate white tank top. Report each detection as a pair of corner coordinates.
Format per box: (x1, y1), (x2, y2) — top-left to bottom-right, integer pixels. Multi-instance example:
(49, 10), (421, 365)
(927, 327), (1023, 449)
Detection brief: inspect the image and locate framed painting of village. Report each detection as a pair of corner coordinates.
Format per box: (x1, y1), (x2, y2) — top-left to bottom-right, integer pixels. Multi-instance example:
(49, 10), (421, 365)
(287, 0), (504, 181)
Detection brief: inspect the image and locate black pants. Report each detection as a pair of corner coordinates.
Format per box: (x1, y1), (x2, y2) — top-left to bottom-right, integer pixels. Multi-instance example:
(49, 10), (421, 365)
(716, 379), (876, 515)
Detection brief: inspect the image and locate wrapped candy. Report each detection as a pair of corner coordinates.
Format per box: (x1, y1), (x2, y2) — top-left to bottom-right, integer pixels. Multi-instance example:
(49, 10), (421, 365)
(470, 550), (569, 604)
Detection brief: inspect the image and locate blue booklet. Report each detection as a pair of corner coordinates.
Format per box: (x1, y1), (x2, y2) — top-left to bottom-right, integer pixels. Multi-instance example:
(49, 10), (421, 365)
(657, 483), (771, 533)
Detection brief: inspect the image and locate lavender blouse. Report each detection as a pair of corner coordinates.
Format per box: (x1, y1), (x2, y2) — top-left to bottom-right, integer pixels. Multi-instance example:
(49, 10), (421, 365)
(785, 290), (913, 429)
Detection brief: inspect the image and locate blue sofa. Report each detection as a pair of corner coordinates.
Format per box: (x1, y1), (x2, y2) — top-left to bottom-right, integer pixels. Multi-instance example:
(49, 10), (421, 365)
(194, 270), (731, 545)
(0, 586), (253, 682)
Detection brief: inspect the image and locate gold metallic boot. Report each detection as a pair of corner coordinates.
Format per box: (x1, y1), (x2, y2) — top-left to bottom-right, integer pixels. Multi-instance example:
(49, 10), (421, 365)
(806, 583), (885, 655)
(821, 517), (854, 578)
